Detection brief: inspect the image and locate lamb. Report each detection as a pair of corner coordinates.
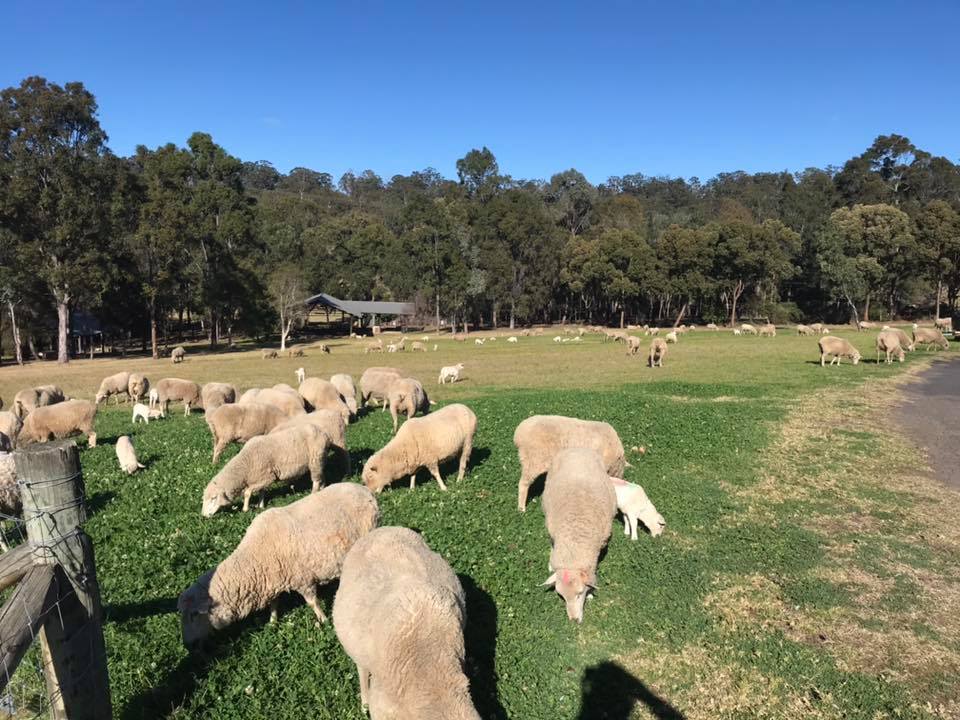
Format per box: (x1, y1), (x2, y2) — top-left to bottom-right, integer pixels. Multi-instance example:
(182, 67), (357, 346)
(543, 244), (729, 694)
(818, 336), (861, 366)
(262, 349), (278, 359)
(362, 404), (476, 493)
(155, 378), (202, 416)
(706, 323), (719, 330)
(329, 373), (360, 416)
(758, 324), (777, 337)
(239, 387), (305, 418)
(13, 385), (65, 418)
(359, 367), (403, 409)
(474, 338), (485, 346)
(115, 435), (145, 475)
(411, 341), (428, 352)
(387, 343), (399, 353)
(295, 367), (306, 384)
(181, 483), (379, 646)
(796, 324), (815, 336)
(649, 338), (667, 367)
(19, 400), (98, 447)
(298, 377), (351, 423)
(148, 387), (160, 409)
(365, 339), (384, 354)
(665, 331), (678, 344)
(625, 336), (643, 356)
(270, 409), (350, 474)
(507, 336), (518, 343)
(0, 412), (23, 451)
(875, 331), (905, 364)
(913, 327), (949, 350)
(132, 403), (163, 424)
(201, 382), (237, 413)
(201, 423), (331, 515)
(609, 477), (666, 539)
(95, 372), (131, 405)
(553, 336), (562, 343)
(541, 448), (617, 623)
(387, 378), (431, 433)
(438, 363), (465, 384)
(333, 526), (480, 719)
(206, 402), (289, 463)
(128, 374), (150, 402)
(171, 346), (185, 363)
(733, 328), (742, 336)
(513, 415), (627, 511)
(740, 323), (758, 335)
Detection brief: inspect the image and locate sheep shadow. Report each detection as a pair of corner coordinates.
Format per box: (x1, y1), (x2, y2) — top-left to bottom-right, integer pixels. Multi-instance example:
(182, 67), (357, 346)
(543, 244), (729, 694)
(407, 447), (491, 489)
(458, 574), (508, 720)
(86, 490), (117, 516)
(576, 662), (685, 720)
(105, 595), (178, 624)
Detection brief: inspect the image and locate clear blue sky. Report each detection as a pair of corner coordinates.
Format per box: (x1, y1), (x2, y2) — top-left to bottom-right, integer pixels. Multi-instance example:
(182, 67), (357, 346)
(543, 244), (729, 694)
(4, 1), (958, 184)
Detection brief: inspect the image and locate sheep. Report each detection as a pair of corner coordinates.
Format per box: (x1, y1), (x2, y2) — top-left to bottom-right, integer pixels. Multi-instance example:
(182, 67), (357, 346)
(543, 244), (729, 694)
(796, 324), (815, 336)
(809, 322), (824, 333)
(299, 377), (351, 423)
(201, 424), (331, 515)
(288, 346), (305, 357)
(913, 327), (949, 350)
(270, 409), (350, 475)
(609, 477), (665, 539)
(333, 526), (480, 719)
(665, 331), (678, 344)
(438, 363), (465, 384)
(706, 323), (719, 330)
(201, 382), (237, 413)
(359, 367), (404, 410)
(19, 400), (98, 448)
(387, 343), (399, 353)
(0, 412), (23, 451)
(295, 368), (306, 385)
(128, 374), (150, 402)
(206, 402), (289, 463)
(740, 323), (758, 335)
(0, 452), (22, 519)
(13, 385), (65, 418)
(411, 341), (428, 352)
(935, 317), (953, 331)
(532, 328), (545, 336)
(156, 378), (202, 417)
(262, 349), (278, 359)
(132, 403), (163, 424)
(891, 328), (915, 352)
(625, 335), (643, 356)
(181, 483), (379, 646)
(271, 383), (300, 396)
(858, 320), (878, 331)
(171, 346), (185, 363)
(758, 324), (777, 337)
(474, 338), (485, 346)
(648, 327), (660, 335)
(362, 404), (476, 493)
(818, 336), (861, 366)
(239, 387), (305, 418)
(488, 336), (497, 342)
(876, 331), (905, 364)
(507, 336), (518, 343)
(94, 372), (131, 405)
(422, 335), (431, 342)
(553, 336), (562, 343)
(115, 435), (145, 475)
(541, 448), (617, 623)
(521, 329), (531, 337)
(365, 339), (384, 354)
(513, 415), (627, 512)
(387, 378), (431, 433)
(649, 337), (667, 367)
(453, 333), (467, 342)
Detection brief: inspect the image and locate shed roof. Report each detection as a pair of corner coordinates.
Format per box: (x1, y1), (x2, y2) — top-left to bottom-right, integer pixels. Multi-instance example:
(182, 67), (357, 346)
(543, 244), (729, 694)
(304, 293), (414, 317)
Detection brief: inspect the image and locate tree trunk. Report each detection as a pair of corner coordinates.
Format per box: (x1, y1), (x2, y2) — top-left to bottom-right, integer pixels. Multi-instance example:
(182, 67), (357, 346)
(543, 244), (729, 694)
(729, 281), (743, 327)
(619, 306), (625, 329)
(150, 303), (159, 359)
(8, 302), (23, 366)
(863, 293), (871, 323)
(56, 300), (70, 364)
(492, 304), (498, 329)
(209, 310), (218, 348)
(509, 301), (516, 330)
(935, 279), (943, 321)
(674, 301), (689, 328)
(435, 291), (441, 333)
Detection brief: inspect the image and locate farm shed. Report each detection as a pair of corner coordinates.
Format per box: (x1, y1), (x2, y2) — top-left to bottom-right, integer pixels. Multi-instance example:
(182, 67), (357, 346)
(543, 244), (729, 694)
(303, 293), (414, 331)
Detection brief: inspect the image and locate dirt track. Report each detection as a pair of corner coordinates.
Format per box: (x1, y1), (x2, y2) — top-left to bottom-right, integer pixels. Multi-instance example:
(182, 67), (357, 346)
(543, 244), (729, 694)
(894, 356), (960, 488)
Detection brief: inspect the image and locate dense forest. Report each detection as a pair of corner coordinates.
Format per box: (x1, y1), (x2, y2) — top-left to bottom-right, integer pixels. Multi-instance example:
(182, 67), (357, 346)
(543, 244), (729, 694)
(2, 76), (960, 363)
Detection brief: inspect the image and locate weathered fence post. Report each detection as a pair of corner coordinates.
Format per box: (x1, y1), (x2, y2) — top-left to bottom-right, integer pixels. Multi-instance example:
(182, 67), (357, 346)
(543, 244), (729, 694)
(14, 440), (112, 720)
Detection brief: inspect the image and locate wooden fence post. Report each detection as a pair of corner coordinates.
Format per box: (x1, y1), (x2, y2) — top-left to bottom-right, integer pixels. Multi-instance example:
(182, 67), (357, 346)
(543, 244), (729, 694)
(14, 440), (112, 720)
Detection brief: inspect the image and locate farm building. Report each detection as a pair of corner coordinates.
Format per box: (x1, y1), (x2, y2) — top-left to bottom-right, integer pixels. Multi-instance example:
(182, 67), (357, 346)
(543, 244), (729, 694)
(303, 293), (415, 332)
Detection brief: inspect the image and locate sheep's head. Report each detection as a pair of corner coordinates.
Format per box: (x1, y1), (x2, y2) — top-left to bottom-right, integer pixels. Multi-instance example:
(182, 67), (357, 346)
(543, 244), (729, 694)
(178, 571), (232, 648)
(851, 351), (862, 365)
(94, 392), (106, 404)
(456, 363), (465, 371)
(637, 503), (667, 537)
(543, 568), (593, 623)
(202, 486), (231, 517)
(362, 454), (388, 493)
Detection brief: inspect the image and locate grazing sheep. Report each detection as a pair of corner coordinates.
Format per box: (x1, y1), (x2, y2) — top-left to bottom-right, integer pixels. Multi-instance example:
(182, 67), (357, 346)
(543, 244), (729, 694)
(913, 327), (949, 350)
(935, 317), (953, 331)
(412, 341), (428, 352)
(131, 403), (163, 424)
(474, 338), (485, 346)
(201, 424), (331, 515)
(365, 339), (384, 354)
(201, 382), (237, 413)
(818, 337), (861, 366)
(240, 387), (305, 418)
(181, 483), (379, 646)
(299, 377), (351, 423)
(362, 404), (476, 493)
(453, 334), (467, 342)
(296, 368), (306, 384)
(876, 331), (905, 364)
(665, 331), (678, 344)
(758, 324), (777, 337)
(507, 336), (518, 343)
(732, 328), (742, 336)
(858, 320), (878, 331)
(13, 385), (65, 419)
(796, 324), (815, 336)
(128, 374), (150, 402)
(521, 329), (531, 337)
(0, 452), (22, 520)
(706, 323), (719, 331)
(333, 526), (480, 719)
(329, 374), (359, 417)
(359, 367), (404, 410)
(171, 346), (185, 363)
(288, 346), (305, 357)
(19, 400), (97, 448)
(891, 328), (915, 352)
(609, 477), (665, 540)
(387, 378), (431, 433)
(94, 372), (131, 405)
(387, 343), (399, 353)
(649, 338), (667, 367)
(553, 336), (562, 343)
(438, 363), (465, 384)
(262, 349), (278, 359)
(206, 402), (289, 463)
(809, 322), (824, 333)
(156, 378), (202, 416)
(0, 412), (23, 451)
(422, 335), (430, 342)
(115, 436), (145, 475)
(270, 409), (350, 476)
(541, 449), (617, 623)
(625, 336), (643, 356)
(740, 323), (758, 335)
(513, 415), (626, 512)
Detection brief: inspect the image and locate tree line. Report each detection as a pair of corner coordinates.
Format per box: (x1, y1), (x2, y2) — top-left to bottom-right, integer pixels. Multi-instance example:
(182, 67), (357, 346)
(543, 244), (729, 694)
(1, 76), (959, 363)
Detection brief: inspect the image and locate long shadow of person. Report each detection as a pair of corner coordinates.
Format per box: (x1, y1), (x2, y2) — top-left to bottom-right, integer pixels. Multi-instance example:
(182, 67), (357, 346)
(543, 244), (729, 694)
(458, 574), (509, 720)
(576, 662), (685, 720)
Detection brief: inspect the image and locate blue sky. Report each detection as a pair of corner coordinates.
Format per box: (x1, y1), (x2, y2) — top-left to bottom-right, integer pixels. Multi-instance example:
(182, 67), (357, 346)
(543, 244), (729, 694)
(4, 1), (958, 184)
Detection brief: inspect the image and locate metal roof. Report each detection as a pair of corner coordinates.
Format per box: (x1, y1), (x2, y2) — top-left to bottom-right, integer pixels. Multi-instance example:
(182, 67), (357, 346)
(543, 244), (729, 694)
(304, 293), (414, 317)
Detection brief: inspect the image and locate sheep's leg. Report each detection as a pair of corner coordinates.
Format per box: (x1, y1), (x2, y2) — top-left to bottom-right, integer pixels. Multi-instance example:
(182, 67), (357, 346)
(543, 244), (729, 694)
(269, 599), (279, 623)
(301, 585), (327, 624)
(427, 463), (448, 491)
(517, 467), (534, 511)
(409, 472), (417, 489)
(88, 433), (97, 448)
(309, 458), (325, 492)
(184, 402), (191, 417)
(258, 494), (265, 509)
(630, 515), (639, 541)
(357, 665), (371, 710)
(390, 405), (398, 433)
(458, 436), (473, 482)
(623, 512), (630, 536)
(242, 489), (252, 512)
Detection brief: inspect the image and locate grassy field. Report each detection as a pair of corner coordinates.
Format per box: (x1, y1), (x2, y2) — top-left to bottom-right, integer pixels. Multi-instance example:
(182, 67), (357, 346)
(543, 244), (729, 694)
(2, 327), (959, 719)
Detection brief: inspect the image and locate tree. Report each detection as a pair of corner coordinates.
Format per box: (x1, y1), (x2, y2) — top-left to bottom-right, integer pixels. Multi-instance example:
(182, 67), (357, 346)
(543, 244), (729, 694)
(0, 77), (118, 363)
(915, 200), (960, 320)
(546, 169), (596, 236)
(456, 147), (500, 201)
(268, 264), (308, 351)
(658, 225), (716, 324)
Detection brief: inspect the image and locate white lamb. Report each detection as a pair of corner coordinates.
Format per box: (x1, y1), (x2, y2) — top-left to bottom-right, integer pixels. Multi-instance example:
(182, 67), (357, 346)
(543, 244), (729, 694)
(132, 403), (163, 423)
(115, 436), (146, 475)
(507, 336), (518, 343)
(475, 338), (485, 346)
(609, 478), (665, 539)
(438, 363), (465, 384)
(296, 368), (306, 385)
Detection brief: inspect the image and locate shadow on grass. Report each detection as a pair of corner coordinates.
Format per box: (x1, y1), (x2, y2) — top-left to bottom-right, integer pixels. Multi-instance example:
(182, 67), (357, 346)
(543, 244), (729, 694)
(105, 595), (178, 624)
(576, 662), (685, 720)
(87, 490), (117, 515)
(459, 574), (508, 720)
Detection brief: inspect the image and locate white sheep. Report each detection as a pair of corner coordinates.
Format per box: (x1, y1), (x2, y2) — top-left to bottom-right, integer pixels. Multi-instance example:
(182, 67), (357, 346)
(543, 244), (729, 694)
(438, 363), (465, 384)
(115, 435), (145, 475)
(541, 448), (617, 623)
(95, 372), (131, 405)
(296, 367), (306, 385)
(387, 377), (431, 433)
(0, 452), (22, 521)
(365, 339), (384, 354)
(180, 483), (379, 646)
(875, 331), (905, 364)
(553, 336), (562, 343)
(758, 324), (777, 337)
(19, 399), (98, 447)
(0, 412), (23, 452)
(625, 336), (643, 356)
(733, 328), (742, 336)
(507, 336), (518, 343)
(269, 409), (351, 476)
(329, 373), (360, 416)
(171, 346), (186, 363)
(649, 338), (667, 367)
(155, 378), (202, 416)
(359, 367), (403, 410)
(474, 338), (485, 346)
(362, 403), (476, 493)
(333, 526), (480, 719)
(239, 387), (305, 418)
(386, 343), (398, 353)
(609, 477), (665, 539)
(131, 403), (163, 424)
(513, 415), (627, 511)
(299, 377), (351, 423)
(128, 374), (150, 402)
(201, 382), (237, 413)
(796, 324), (815, 336)
(665, 331), (678, 344)
(740, 323), (758, 335)
(205, 402), (288, 463)
(201, 423), (331, 515)
(913, 327), (949, 350)
(818, 336), (861, 366)
(13, 385), (65, 418)
(411, 341), (428, 352)
(892, 327), (915, 352)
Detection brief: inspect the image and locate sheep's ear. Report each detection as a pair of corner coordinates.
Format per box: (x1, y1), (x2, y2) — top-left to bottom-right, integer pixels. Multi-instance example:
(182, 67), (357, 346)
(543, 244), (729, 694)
(580, 570), (596, 589)
(540, 573), (557, 587)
